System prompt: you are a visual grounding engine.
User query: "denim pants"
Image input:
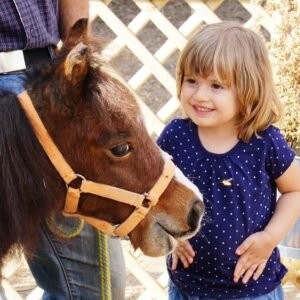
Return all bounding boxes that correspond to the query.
[0,73,126,300]
[168,280,284,300]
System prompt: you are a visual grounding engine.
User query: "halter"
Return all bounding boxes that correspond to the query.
[17,91,175,237]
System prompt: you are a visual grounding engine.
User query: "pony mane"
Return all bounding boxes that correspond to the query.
[25,41,140,129]
[0,90,64,263]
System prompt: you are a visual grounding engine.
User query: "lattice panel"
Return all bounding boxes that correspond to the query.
[89,0,273,139]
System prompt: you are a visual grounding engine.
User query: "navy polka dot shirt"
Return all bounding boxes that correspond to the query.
[157,118,295,298]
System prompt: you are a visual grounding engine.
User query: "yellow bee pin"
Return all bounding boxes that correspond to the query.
[221,178,233,186]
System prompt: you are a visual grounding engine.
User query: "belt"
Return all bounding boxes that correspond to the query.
[0,47,54,74]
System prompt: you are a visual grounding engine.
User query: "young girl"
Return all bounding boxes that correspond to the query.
[157,22,300,299]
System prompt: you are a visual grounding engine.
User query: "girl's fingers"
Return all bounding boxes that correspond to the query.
[182,240,195,257]
[172,250,193,269]
[174,240,195,267]
[179,254,190,268]
[241,265,258,284]
[179,249,194,263]
[175,250,193,268]
[253,263,266,280]
[234,261,251,283]
[234,257,247,281]
[235,236,254,255]
[171,253,179,270]
[177,240,195,257]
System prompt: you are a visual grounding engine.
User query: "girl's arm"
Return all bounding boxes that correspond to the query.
[264,160,300,245]
[233,159,300,284]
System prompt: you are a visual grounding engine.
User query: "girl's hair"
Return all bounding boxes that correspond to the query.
[176,22,283,142]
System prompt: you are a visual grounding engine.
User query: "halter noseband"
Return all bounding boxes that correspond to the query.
[18,91,175,237]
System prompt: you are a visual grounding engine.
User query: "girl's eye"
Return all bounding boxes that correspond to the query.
[185,78,196,84]
[211,83,223,90]
[110,143,132,157]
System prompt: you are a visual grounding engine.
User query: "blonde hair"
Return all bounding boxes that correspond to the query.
[176,22,283,142]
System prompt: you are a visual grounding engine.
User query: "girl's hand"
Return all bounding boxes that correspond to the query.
[171,240,195,270]
[233,231,276,284]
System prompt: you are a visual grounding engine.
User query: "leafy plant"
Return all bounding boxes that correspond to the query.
[260,0,300,155]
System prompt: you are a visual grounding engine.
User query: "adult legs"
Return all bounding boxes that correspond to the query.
[27,215,126,300]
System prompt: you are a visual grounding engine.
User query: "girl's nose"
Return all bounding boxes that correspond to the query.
[194,84,209,101]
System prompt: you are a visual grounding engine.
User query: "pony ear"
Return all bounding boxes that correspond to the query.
[65,18,89,48]
[64,42,89,86]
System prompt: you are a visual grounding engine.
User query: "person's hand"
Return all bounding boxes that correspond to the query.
[171,240,195,270]
[233,231,276,284]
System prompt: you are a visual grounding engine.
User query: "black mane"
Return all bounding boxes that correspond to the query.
[0,89,63,263]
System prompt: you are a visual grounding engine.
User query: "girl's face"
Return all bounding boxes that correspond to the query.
[180,73,239,132]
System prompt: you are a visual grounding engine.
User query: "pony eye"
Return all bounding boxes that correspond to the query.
[110,143,132,157]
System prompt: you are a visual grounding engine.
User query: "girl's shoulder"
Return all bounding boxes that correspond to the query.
[166,117,191,129]
[157,118,195,151]
[257,125,290,149]
[160,118,193,137]
[259,125,282,139]
[259,125,295,176]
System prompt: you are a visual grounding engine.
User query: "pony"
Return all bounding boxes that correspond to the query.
[0,19,204,269]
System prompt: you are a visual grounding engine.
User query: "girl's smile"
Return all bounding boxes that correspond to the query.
[192,104,215,116]
[180,73,239,133]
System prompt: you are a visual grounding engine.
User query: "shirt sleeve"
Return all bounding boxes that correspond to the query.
[265,126,296,179]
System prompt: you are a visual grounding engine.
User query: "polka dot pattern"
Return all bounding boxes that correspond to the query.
[157,119,295,298]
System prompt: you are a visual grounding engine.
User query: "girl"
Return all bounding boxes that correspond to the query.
[157,22,300,299]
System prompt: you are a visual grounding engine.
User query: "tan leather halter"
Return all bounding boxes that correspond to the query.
[17,91,175,237]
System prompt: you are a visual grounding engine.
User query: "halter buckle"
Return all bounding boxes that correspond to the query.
[66,173,86,189]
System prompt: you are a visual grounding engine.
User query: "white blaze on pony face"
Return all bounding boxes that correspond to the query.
[160,150,203,202]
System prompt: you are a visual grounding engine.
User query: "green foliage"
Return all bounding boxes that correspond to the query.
[261,0,300,155]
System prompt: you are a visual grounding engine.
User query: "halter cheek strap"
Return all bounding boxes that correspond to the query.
[18,91,175,237]
[64,159,174,236]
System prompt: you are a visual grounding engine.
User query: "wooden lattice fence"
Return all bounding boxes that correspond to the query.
[89,0,275,138]
[2,1,298,299]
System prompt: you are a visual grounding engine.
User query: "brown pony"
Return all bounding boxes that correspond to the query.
[0,19,204,268]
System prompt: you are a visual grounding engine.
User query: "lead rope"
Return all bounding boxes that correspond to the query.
[97,231,112,300]
[46,216,111,299]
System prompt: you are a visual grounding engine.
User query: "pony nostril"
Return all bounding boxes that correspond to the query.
[188,199,204,230]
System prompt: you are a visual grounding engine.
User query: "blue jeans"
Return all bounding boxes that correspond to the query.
[168,280,284,300]
[0,72,126,299]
